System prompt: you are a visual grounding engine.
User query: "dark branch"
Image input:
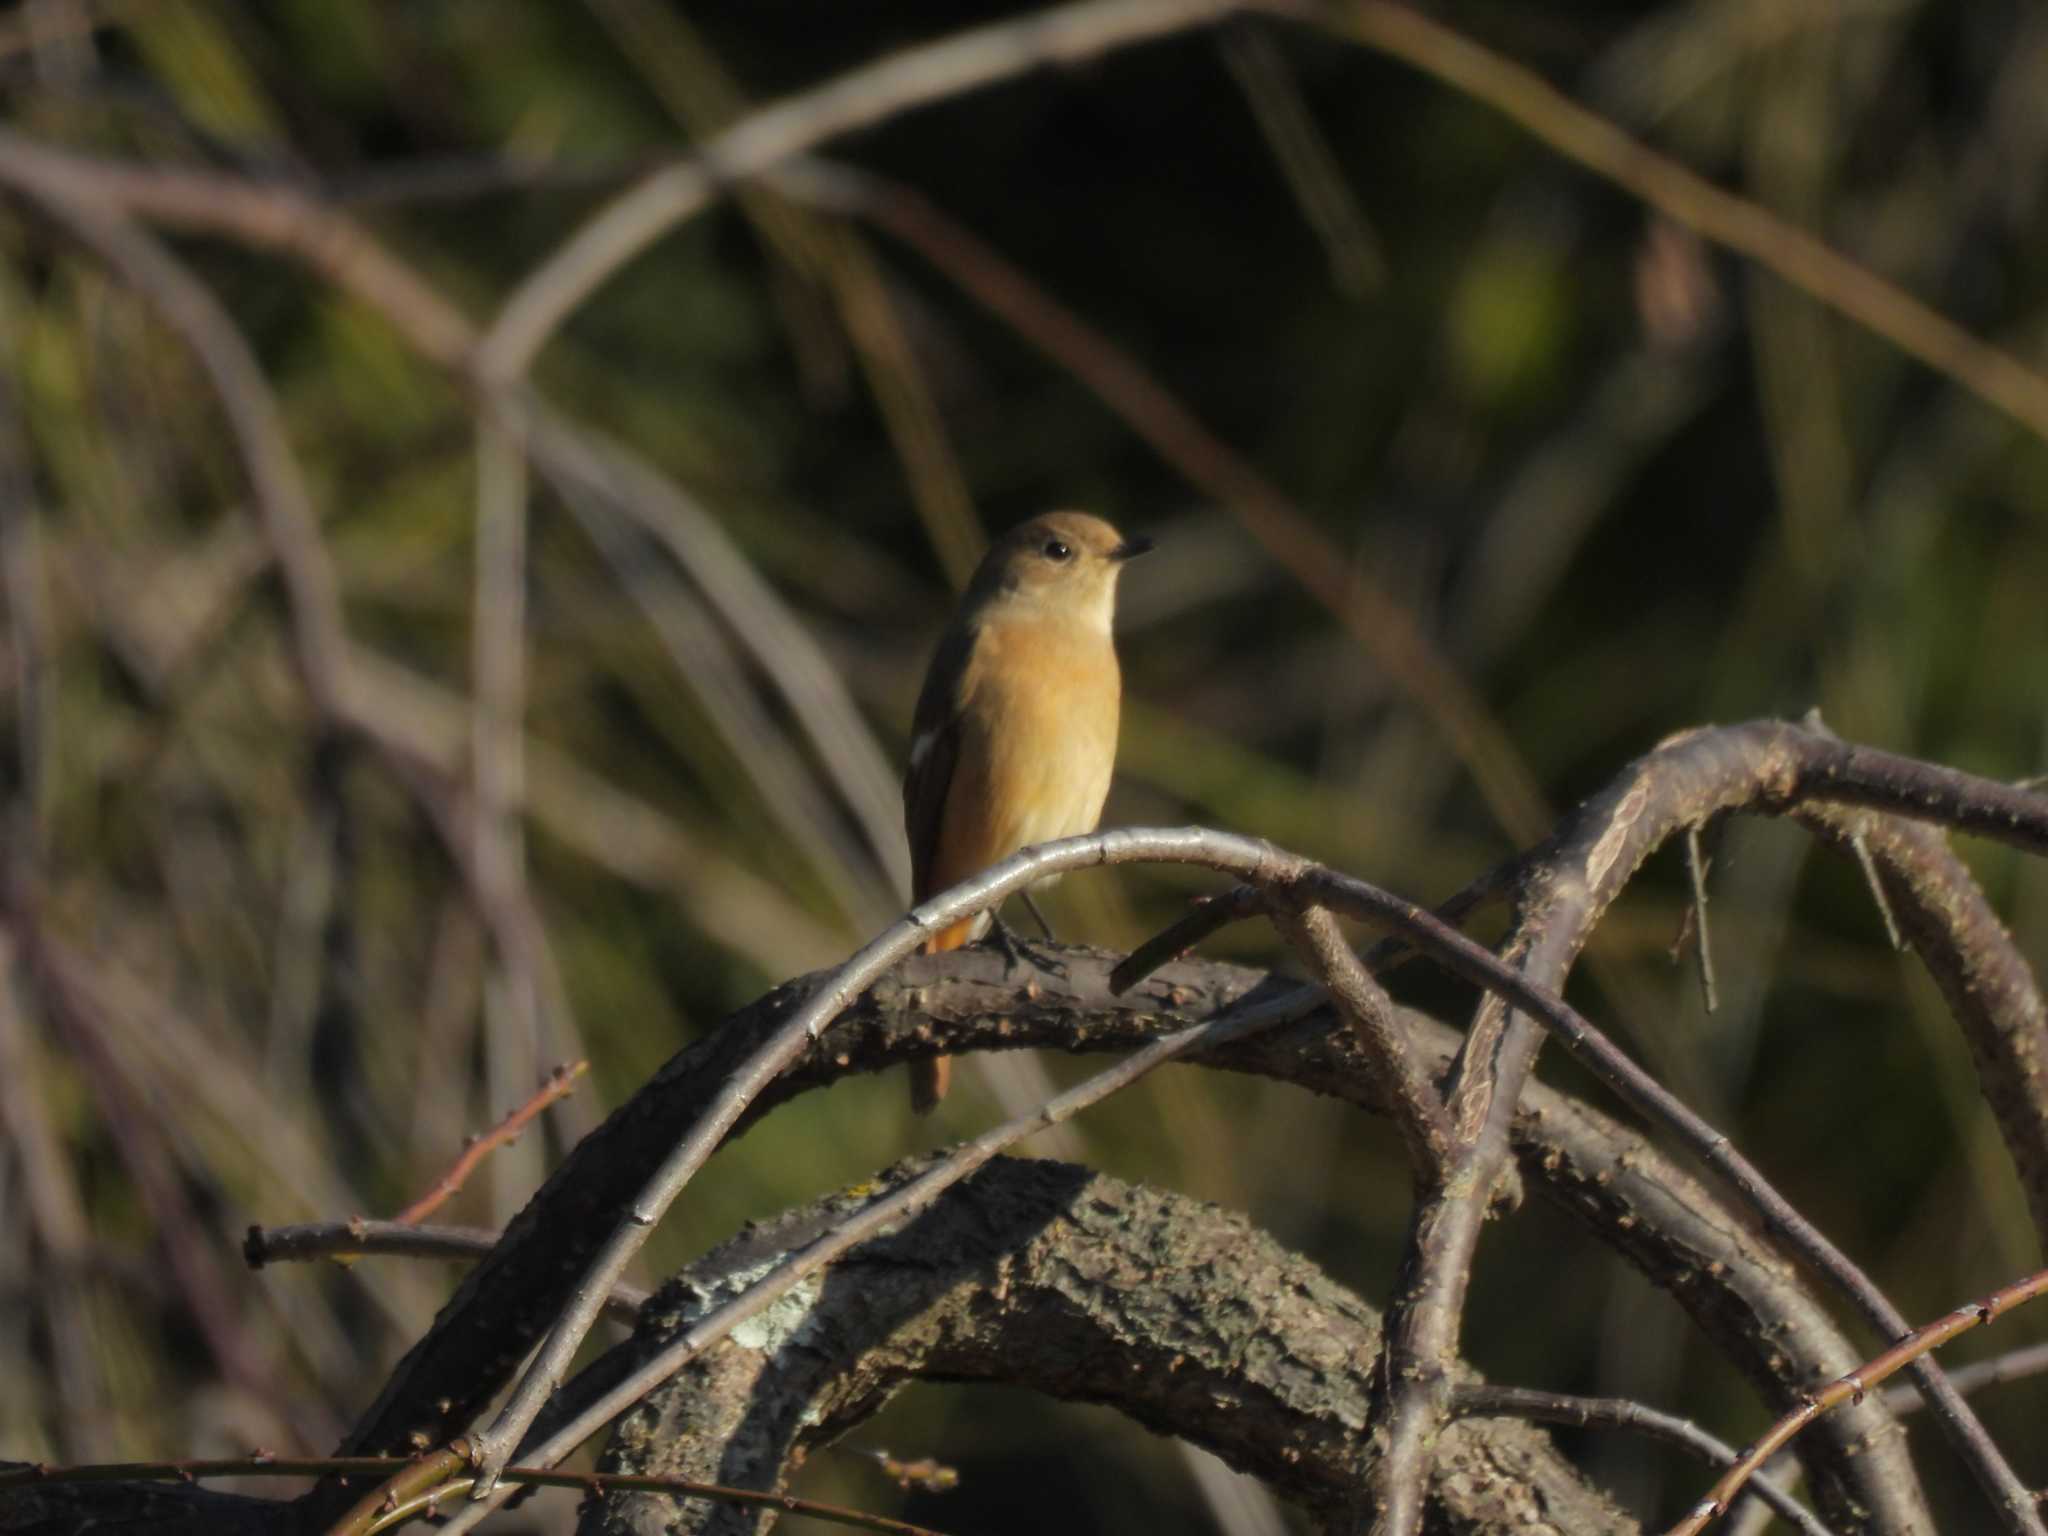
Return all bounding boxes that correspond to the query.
[569,1159,1635,1535]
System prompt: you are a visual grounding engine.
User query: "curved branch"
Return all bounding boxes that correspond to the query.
[0,1466,280,1536]
[316,720,2043,1520]
[1366,722,2042,1534]
[1449,1389,1829,1536]
[481,721,2048,1499]
[308,944,1926,1529]
[1796,804,2048,1245]
[570,1159,1635,1536]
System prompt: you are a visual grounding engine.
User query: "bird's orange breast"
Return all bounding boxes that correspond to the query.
[920,612,1121,945]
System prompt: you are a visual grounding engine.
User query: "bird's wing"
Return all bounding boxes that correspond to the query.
[903,620,974,902]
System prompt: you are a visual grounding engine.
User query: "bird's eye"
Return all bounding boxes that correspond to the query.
[1042,538,1073,562]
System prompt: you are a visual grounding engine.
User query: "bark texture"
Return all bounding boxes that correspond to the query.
[322,943,1926,1531]
[572,1158,1635,1535]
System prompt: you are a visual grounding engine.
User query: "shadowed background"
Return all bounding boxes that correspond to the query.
[1,0,2046,1530]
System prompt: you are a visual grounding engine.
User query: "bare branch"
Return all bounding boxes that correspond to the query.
[1451,1388,1832,1536]
[302,943,1932,1529]
[313,721,2043,1520]
[1109,884,1266,992]
[1668,1264,2048,1536]
[1361,721,2048,1536]
[1795,804,2048,1252]
[0,1453,958,1536]
[391,1063,589,1226]
[244,1217,643,1322]
[1267,898,1453,1185]
[571,1160,1632,1536]
[1682,823,1718,1013]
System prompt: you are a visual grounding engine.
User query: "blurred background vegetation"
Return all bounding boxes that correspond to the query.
[1,0,2046,1530]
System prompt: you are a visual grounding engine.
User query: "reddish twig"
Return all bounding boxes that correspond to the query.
[1667,1264,2048,1536]
[392,1062,588,1226]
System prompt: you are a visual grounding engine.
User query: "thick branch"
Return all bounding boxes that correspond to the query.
[309,944,1926,1531]
[570,1159,1634,1535]
[1796,805,2048,1244]
[0,1467,280,1536]
[1366,722,2041,1533]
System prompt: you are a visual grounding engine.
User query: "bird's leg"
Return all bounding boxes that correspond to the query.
[984,904,1068,978]
[1020,890,1057,941]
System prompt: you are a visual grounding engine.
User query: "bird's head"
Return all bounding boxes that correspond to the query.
[971,511,1153,631]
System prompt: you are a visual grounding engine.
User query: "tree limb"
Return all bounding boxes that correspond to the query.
[570,1158,1635,1536]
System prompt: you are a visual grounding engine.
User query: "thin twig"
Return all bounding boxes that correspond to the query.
[1108,884,1264,993]
[1110,845,1526,996]
[0,1452,955,1536]
[1849,828,1907,951]
[1451,1386,1833,1536]
[1884,1339,2048,1413]
[464,725,2048,1508]
[432,982,1318,1533]
[1683,824,1718,1013]
[391,1062,589,1226]
[457,827,1301,1497]
[1353,723,2048,1534]
[1268,898,1452,1184]
[243,1216,647,1322]
[1667,1264,2048,1536]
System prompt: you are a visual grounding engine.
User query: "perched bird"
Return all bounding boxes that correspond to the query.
[902,511,1153,1112]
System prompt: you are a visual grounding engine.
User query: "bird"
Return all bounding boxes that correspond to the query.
[901,511,1152,1113]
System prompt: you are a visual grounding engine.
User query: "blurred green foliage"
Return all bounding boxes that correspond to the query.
[2,0,2047,1530]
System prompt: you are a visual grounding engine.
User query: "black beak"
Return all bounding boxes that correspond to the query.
[1111,535,1155,562]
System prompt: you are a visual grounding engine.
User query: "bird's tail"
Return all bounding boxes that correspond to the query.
[909,919,975,1113]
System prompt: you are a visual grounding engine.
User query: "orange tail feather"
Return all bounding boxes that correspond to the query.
[909,922,973,1111]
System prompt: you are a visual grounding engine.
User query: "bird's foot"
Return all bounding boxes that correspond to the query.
[985,913,1068,979]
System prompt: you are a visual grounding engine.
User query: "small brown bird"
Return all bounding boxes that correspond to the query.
[902,511,1152,1112]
